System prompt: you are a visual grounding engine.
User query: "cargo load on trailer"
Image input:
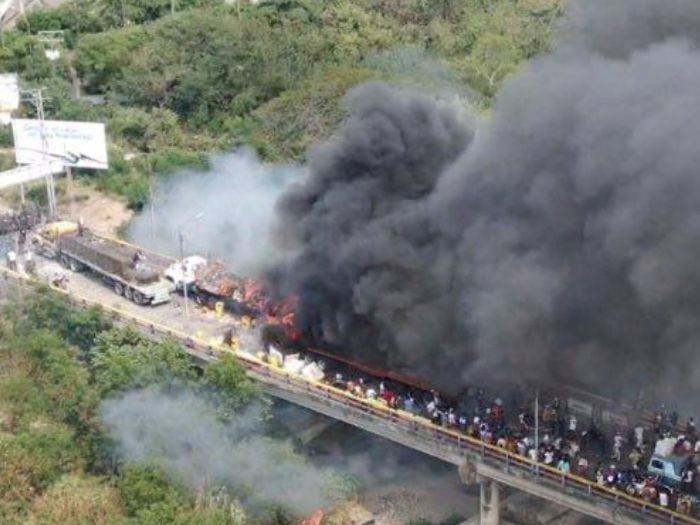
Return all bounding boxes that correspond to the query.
[55,229,174,305]
[195,261,243,306]
[31,220,80,258]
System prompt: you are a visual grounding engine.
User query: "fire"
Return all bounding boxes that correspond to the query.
[265,294,301,342]
[240,277,301,342]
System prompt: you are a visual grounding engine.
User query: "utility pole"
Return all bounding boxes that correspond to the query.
[21,88,58,218]
[171,0,176,15]
[146,154,155,242]
[38,31,65,78]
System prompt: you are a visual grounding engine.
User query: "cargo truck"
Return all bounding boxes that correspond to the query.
[165,257,260,315]
[55,229,175,305]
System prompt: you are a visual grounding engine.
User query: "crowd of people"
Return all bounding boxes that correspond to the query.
[320,364,700,517]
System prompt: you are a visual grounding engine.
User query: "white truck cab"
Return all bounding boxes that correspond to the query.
[647,437,693,487]
[165,255,207,291]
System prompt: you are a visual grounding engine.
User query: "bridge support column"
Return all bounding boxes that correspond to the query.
[480,479,500,525]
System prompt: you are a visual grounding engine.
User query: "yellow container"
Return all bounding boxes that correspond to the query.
[39,221,79,240]
[215,301,225,319]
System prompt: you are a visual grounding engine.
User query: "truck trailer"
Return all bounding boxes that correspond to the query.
[165,257,261,315]
[56,230,174,305]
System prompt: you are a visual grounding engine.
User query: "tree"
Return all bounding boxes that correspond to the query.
[91,328,197,396]
[0,424,81,513]
[21,287,110,354]
[202,354,260,412]
[117,464,185,518]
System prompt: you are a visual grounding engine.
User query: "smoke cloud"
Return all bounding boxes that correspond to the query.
[273,0,700,404]
[100,389,345,514]
[129,149,298,276]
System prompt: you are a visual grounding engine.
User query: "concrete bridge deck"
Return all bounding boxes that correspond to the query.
[0,260,697,525]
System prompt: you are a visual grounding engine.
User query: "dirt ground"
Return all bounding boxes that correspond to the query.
[0,180,133,237]
[58,182,133,237]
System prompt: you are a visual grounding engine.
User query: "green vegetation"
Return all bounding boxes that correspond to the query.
[0,285,282,524]
[0,0,561,209]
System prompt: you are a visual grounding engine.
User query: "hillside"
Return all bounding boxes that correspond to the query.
[0,0,561,209]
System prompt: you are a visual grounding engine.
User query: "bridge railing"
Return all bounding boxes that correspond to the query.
[2,267,698,525]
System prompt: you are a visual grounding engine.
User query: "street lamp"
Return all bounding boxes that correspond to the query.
[177,211,204,319]
[534,387,540,474]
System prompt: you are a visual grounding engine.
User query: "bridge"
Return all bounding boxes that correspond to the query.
[0,249,697,525]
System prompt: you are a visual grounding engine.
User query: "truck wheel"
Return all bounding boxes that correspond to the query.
[60,255,70,268]
[133,292,146,305]
[69,259,82,272]
[195,294,205,306]
[113,282,124,296]
[124,287,133,301]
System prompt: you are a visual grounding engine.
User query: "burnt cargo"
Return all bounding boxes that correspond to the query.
[195,262,242,298]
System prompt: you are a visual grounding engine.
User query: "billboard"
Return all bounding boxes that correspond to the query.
[12,119,108,170]
[0,73,19,124]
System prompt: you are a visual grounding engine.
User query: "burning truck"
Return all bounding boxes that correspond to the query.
[165,255,301,342]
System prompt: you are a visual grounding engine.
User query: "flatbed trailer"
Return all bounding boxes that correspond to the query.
[56,231,174,305]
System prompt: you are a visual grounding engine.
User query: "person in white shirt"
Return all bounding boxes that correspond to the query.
[612,432,624,461]
[528,448,538,462]
[544,450,554,465]
[517,440,527,456]
[447,410,456,427]
[634,425,645,450]
[7,250,16,271]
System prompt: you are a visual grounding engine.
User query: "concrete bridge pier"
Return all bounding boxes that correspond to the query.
[480,479,501,525]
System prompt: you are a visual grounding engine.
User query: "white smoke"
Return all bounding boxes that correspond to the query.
[128,149,300,276]
[100,388,348,514]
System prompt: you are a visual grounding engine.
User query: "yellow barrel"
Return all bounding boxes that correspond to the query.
[215,301,225,319]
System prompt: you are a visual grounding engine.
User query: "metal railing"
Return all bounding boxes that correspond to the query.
[1,266,698,525]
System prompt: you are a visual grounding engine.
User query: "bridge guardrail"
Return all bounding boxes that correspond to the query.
[1,266,698,525]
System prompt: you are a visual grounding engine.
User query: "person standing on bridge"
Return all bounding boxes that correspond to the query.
[629,447,642,470]
[687,417,696,439]
[634,424,645,451]
[6,250,16,271]
[682,467,694,493]
[612,431,624,462]
[24,250,35,275]
[557,457,570,474]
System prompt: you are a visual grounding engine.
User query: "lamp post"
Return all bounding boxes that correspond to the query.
[177,211,204,319]
[534,387,540,474]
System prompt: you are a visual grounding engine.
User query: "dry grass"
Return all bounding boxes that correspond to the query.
[27,475,126,525]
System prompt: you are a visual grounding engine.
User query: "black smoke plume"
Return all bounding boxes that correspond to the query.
[273,0,700,404]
